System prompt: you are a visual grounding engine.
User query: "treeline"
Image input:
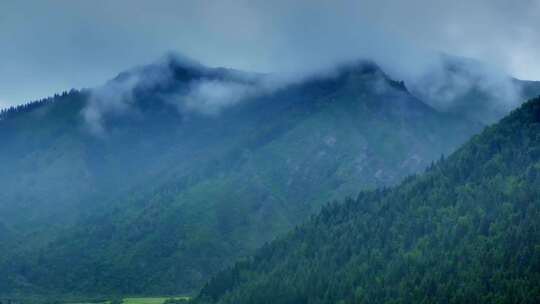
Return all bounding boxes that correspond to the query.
[195,97,540,304]
[0,89,81,121]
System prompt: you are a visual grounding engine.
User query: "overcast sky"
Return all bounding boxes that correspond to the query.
[1,0,540,108]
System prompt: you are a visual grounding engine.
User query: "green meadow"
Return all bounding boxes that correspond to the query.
[66,296,190,304]
[122,297,190,304]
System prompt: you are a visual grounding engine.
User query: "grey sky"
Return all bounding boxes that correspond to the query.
[1,0,540,108]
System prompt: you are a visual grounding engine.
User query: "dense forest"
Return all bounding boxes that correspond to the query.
[1,54,539,298]
[196,97,540,304]
[0,59,482,296]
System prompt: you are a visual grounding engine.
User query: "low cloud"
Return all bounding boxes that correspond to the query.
[180,80,259,116]
[82,54,278,134]
[82,48,531,135]
[4,0,539,108]
[0,99,10,110]
[83,76,137,135]
[400,55,525,123]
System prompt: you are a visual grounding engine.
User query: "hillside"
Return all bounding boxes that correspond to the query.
[0,56,485,296]
[409,54,540,124]
[197,97,540,304]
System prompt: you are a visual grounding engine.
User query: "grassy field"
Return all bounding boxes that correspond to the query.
[67,296,190,304]
[123,297,190,304]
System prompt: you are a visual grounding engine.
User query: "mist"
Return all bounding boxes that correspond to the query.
[82,54,272,134]
[2,0,540,109]
[4,2,540,298]
[82,46,530,135]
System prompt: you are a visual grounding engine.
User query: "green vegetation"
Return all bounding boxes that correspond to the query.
[1,57,539,297]
[123,297,190,304]
[162,298,191,304]
[0,295,190,304]
[196,97,540,303]
[0,60,485,296]
[65,296,191,304]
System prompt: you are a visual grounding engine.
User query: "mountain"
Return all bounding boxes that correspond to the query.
[0,54,537,296]
[197,97,540,304]
[409,54,540,125]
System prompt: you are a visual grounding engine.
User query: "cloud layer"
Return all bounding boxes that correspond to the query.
[1,0,539,107]
[82,55,273,135]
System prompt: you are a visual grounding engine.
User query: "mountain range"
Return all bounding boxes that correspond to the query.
[0,53,539,296]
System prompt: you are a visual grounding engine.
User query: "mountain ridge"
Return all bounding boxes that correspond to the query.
[0,54,538,296]
[196,96,540,304]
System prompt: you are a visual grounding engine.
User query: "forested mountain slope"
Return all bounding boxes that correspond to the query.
[1,54,538,296]
[198,97,540,304]
[0,57,483,295]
